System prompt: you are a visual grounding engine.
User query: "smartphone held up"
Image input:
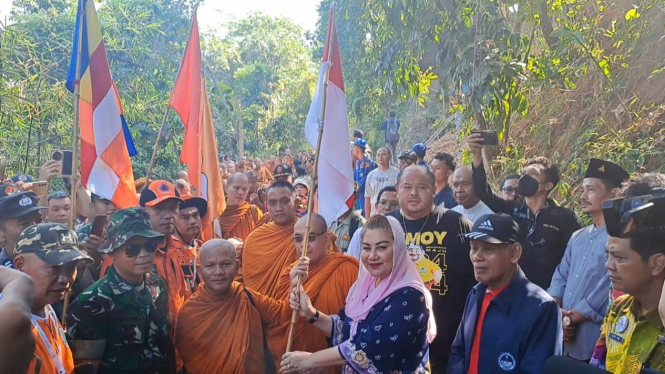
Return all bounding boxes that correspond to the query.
[52,150,74,176]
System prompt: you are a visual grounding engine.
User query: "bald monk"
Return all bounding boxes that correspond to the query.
[218,173,263,242]
[266,213,359,373]
[242,181,299,298]
[176,239,299,374]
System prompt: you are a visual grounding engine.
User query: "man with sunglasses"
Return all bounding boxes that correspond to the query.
[67,207,175,374]
[12,222,93,374]
[468,133,581,290]
[265,213,358,374]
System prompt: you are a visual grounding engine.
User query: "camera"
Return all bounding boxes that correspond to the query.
[603,188,665,237]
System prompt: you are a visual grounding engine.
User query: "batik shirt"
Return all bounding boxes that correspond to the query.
[66,266,172,374]
[330,287,429,374]
[590,294,665,373]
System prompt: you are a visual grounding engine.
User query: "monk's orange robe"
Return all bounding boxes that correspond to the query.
[242,221,297,298]
[266,252,359,372]
[256,166,272,186]
[282,156,295,168]
[219,202,262,241]
[176,282,290,374]
[255,212,273,228]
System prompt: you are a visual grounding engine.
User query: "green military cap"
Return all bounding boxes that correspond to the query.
[98,207,164,254]
[14,223,92,266]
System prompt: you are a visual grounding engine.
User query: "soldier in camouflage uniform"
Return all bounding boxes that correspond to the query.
[66,207,176,374]
[12,222,93,374]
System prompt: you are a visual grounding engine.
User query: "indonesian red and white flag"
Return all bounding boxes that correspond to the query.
[305,4,354,226]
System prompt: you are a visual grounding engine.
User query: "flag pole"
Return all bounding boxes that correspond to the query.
[145,3,201,183]
[144,107,170,183]
[286,3,337,353]
[63,0,85,327]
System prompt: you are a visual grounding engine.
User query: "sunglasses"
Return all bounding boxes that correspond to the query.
[501,187,517,194]
[125,240,160,258]
[292,231,327,244]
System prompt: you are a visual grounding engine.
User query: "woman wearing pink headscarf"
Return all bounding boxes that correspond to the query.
[281,215,436,373]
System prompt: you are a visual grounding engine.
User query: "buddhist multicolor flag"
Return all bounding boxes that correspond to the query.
[66,0,137,208]
[169,10,225,231]
[305,4,354,226]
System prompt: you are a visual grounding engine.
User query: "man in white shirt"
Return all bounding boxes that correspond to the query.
[451,165,493,223]
[364,147,399,218]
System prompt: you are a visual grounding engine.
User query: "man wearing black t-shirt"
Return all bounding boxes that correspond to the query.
[387,165,475,373]
[468,132,581,290]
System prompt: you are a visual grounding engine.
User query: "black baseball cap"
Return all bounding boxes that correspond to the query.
[464,213,520,244]
[0,184,46,219]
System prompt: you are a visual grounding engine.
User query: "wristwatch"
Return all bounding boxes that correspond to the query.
[308,309,320,324]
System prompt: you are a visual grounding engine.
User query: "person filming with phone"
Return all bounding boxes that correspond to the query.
[468,130,581,290]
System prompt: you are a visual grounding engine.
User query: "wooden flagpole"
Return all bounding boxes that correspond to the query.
[285,4,337,352]
[63,0,86,327]
[144,107,170,183]
[145,2,201,183]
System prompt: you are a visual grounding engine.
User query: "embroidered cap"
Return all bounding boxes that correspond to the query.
[0,184,45,219]
[139,180,183,207]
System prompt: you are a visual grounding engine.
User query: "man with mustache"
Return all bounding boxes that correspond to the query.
[386,165,475,372]
[448,213,561,374]
[468,132,581,290]
[548,158,629,362]
[12,222,93,374]
[67,207,175,374]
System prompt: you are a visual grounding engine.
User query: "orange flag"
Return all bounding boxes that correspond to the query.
[169,9,225,231]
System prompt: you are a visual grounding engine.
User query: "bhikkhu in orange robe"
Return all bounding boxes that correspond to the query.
[266,251,359,373]
[218,202,262,241]
[242,220,297,298]
[256,167,272,186]
[175,282,289,374]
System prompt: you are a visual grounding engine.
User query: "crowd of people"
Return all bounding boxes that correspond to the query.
[0,127,664,374]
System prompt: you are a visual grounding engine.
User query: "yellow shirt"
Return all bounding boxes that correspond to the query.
[416,258,441,283]
[590,294,665,373]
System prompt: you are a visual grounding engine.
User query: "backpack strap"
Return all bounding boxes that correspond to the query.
[243,287,278,374]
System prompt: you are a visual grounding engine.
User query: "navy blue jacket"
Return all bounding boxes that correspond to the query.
[447,269,562,374]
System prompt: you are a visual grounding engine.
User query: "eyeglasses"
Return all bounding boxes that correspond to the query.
[378,200,399,209]
[501,187,517,195]
[125,240,160,258]
[292,231,327,244]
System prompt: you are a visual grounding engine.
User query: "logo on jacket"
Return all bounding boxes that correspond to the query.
[615,315,629,333]
[498,352,516,371]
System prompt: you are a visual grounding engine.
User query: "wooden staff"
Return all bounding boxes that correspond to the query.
[144,107,171,183]
[285,19,336,352]
[63,1,86,327]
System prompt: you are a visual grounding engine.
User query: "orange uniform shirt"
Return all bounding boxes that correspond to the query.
[27,305,75,374]
[467,283,508,374]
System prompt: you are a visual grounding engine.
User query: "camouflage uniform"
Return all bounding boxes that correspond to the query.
[14,223,92,265]
[66,207,174,374]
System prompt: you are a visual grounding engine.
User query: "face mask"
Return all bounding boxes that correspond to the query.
[518,175,540,197]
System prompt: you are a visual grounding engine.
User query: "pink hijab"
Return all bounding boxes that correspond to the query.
[344,215,437,343]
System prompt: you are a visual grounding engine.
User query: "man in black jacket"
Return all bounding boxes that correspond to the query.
[468,132,581,290]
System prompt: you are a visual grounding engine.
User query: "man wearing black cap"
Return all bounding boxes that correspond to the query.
[397,150,417,171]
[548,158,629,362]
[0,184,45,268]
[273,162,294,184]
[469,133,581,290]
[175,194,207,255]
[449,213,562,374]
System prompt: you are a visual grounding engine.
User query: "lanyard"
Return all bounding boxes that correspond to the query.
[31,306,67,374]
